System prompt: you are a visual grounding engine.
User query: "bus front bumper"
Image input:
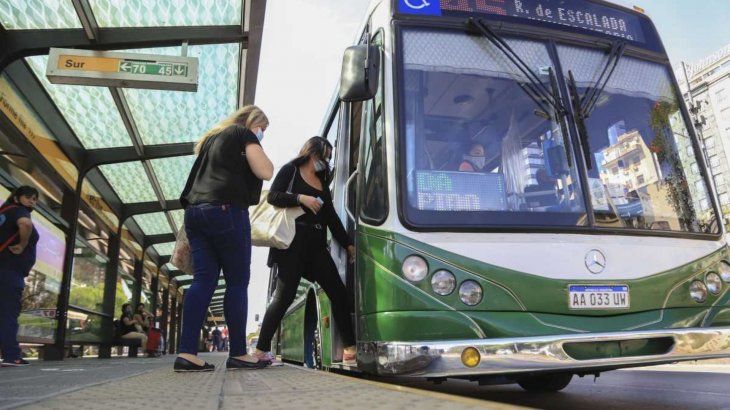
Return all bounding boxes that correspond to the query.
[357,327,730,377]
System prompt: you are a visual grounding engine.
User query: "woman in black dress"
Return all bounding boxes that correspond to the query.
[254,136,356,363]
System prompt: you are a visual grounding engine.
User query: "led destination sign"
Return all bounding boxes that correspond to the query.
[397,0,646,43]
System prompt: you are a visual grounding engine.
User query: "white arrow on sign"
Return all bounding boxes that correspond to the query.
[174,65,185,75]
[120,62,131,72]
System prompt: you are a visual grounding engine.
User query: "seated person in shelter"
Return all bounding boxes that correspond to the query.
[134,303,153,333]
[459,142,487,172]
[120,303,148,351]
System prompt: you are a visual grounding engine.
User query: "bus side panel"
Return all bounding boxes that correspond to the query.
[317,288,333,367]
[281,304,306,363]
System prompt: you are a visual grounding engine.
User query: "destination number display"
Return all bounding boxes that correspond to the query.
[397,0,646,43]
[568,285,629,309]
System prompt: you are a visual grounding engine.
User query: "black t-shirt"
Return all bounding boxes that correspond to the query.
[181,125,263,208]
[0,203,39,280]
[120,313,137,335]
[267,163,352,266]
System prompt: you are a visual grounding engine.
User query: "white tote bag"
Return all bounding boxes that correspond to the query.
[249,168,304,249]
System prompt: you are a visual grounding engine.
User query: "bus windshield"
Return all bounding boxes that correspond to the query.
[398,27,719,234]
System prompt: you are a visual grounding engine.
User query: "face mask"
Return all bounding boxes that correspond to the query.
[255,129,264,142]
[314,159,327,172]
[465,155,486,170]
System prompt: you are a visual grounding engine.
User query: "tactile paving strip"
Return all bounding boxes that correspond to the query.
[18,354,494,410]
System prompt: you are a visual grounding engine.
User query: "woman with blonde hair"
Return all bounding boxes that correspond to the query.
[174,105,274,372]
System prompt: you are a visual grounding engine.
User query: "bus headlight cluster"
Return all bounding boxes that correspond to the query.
[402,255,428,282]
[689,280,708,303]
[719,261,730,283]
[431,270,456,295]
[705,272,722,295]
[459,280,483,306]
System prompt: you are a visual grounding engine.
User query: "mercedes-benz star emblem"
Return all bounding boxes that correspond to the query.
[404,0,431,10]
[584,249,606,274]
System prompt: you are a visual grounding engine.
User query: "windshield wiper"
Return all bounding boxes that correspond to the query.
[467,18,565,116]
[467,18,572,166]
[567,41,625,170]
[579,41,625,118]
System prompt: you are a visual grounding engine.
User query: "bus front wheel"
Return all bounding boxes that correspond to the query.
[516,373,573,392]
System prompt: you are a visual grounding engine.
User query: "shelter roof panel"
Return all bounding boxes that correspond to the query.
[150,156,195,200]
[122,43,239,145]
[26,56,132,149]
[133,212,172,236]
[0,0,81,30]
[88,0,241,28]
[153,242,175,256]
[98,161,157,203]
[170,209,184,231]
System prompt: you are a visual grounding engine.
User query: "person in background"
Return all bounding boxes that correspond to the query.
[211,327,222,352]
[134,303,153,333]
[221,326,229,352]
[253,137,357,365]
[175,105,274,372]
[459,142,487,172]
[0,186,39,367]
[119,303,148,353]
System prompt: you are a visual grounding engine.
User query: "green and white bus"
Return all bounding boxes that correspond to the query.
[270,0,730,391]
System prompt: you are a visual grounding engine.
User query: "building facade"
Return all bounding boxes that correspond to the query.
[677,44,730,215]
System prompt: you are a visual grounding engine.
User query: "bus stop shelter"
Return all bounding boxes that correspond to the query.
[0,0,266,360]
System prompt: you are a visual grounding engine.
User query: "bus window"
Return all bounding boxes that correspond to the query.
[398,27,587,228]
[558,44,718,233]
[359,31,387,224]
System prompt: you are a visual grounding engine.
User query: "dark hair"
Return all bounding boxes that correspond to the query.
[291,136,333,182]
[121,303,131,316]
[137,303,145,308]
[4,185,39,206]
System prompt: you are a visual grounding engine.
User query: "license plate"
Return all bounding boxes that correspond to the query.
[568,285,629,310]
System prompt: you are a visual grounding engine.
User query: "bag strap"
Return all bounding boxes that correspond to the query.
[179,140,210,207]
[0,203,18,214]
[286,166,298,194]
[0,204,20,253]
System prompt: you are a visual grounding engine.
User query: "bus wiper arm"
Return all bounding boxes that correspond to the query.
[568,70,593,169]
[580,41,625,118]
[467,18,565,115]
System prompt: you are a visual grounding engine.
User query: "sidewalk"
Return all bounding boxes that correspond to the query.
[1,353,513,410]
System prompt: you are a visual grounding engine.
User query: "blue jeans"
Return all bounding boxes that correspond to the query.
[178,204,251,357]
[0,271,23,362]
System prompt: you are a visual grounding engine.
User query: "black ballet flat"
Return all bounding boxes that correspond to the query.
[173,357,215,373]
[226,356,270,370]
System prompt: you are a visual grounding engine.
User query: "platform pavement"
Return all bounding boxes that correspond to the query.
[0,353,515,410]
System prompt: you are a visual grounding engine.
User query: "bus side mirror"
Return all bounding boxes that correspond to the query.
[339,45,380,102]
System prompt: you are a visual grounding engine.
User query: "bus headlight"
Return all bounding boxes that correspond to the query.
[459,280,483,306]
[431,270,456,295]
[705,272,722,295]
[719,261,730,283]
[402,255,428,282]
[689,280,708,303]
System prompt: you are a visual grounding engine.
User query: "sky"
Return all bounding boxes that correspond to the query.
[611,0,730,66]
[244,0,729,334]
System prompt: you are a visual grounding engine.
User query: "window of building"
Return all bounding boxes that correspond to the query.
[691,162,700,174]
[710,155,721,168]
[636,175,645,185]
[705,137,715,149]
[720,193,730,206]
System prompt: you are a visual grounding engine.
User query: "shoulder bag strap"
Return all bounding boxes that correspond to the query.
[179,140,211,207]
[0,204,20,253]
[286,166,298,194]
